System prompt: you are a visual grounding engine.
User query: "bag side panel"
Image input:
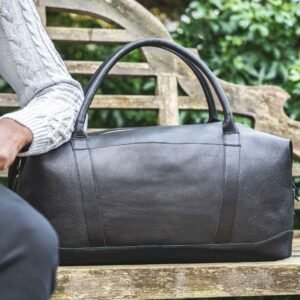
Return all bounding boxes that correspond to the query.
[232,125,294,243]
[17,143,90,247]
[90,143,224,246]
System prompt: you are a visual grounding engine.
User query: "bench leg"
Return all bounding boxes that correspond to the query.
[0,185,58,300]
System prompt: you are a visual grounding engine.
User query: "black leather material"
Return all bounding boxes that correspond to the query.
[60,231,293,265]
[215,133,241,243]
[9,39,294,265]
[72,138,106,246]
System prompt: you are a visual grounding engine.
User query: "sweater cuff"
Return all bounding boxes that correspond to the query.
[0,110,49,156]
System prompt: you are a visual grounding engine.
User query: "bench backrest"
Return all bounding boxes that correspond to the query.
[1,0,299,209]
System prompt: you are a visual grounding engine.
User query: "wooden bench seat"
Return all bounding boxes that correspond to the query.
[0,0,299,299]
[52,232,300,299]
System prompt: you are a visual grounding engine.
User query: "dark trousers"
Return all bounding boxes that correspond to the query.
[0,185,58,300]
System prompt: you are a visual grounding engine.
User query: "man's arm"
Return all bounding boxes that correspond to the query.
[0,0,84,167]
[0,119,32,170]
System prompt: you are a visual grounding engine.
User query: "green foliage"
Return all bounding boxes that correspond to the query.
[174,0,300,120]
[137,0,190,21]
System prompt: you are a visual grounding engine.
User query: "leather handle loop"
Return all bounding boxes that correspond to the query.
[175,52,219,123]
[74,38,237,136]
[82,46,219,124]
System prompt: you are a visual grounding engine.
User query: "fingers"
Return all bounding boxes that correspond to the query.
[0,118,32,170]
[0,147,17,170]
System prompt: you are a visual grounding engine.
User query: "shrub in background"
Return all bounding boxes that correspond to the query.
[174,0,300,120]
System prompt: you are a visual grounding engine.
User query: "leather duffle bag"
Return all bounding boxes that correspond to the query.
[9,38,295,265]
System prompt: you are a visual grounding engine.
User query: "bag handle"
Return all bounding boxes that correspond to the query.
[74,38,237,136]
[174,51,219,123]
[82,47,219,124]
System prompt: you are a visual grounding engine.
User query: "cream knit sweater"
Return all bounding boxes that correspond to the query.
[0,0,84,156]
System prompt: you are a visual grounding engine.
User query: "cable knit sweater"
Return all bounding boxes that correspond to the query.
[0,0,84,156]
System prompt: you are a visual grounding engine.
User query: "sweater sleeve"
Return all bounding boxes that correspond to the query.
[0,0,84,156]
[1,82,84,156]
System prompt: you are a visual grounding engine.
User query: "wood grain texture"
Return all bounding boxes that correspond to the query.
[52,238,300,299]
[65,61,156,76]
[47,27,134,43]
[0,94,161,109]
[157,75,179,125]
[293,164,300,177]
[52,263,300,299]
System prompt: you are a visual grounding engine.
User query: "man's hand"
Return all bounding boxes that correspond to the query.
[0,119,33,170]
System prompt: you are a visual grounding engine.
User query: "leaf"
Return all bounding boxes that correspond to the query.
[258,63,267,84]
[249,24,269,37]
[210,0,223,10]
[278,64,289,82]
[239,19,251,28]
[191,9,205,20]
[181,15,191,24]
[273,48,281,60]
[265,62,278,80]
[233,56,244,70]
[245,65,259,78]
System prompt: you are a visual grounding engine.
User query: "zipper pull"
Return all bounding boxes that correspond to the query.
[293,182,299,202]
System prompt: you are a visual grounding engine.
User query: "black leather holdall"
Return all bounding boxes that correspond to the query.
[9,38,295,265]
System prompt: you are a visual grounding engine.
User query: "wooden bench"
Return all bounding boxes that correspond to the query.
[0,0,299,298]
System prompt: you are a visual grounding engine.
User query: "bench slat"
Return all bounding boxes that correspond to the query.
[52,238,300,299]
[47,27,134,43]
[65,61,155,76]
[0,94,161,109]
[293,164,300,177]
[2,60,157,79]
[2,95,300,140]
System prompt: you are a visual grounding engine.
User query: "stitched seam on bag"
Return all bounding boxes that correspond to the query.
[88,147,107,247]
[287,140,294,189]
[59,230,293,250]
[72,147,91,246]
[79,141,241,151]
[213,136,227,243]
[229,133,241,242]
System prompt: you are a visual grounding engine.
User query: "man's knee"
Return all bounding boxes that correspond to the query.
[24,214,59,267]
[0,185,59,267]
[0,186,58,298]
